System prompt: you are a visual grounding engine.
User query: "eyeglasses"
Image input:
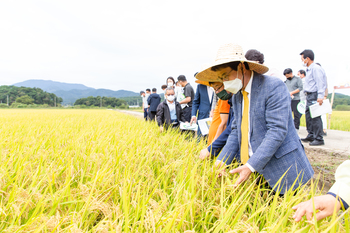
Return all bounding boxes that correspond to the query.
[218,68,234,81]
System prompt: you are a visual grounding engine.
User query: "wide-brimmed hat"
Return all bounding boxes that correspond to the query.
[195,79,222,87]
[196,43,269,82]
[195,80,210,86]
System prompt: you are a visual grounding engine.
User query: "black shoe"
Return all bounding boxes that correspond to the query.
[309,140,325,146]
[322,131,327,136]
[301,137,314,142]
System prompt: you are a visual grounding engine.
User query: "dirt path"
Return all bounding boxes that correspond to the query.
[117,110,349,192]
[117,110,144,119]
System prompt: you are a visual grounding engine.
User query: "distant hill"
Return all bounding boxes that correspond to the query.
[13,79,139,105]
[328,92,350,109]
[54,89,139,105]
[13,79,93,93]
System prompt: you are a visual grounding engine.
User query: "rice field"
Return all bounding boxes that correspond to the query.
[0,109,348,232]
[300,111,350,131]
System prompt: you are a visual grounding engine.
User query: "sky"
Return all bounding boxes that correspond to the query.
[1,0,350,95]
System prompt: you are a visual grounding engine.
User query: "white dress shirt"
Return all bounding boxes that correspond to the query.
[167,100,176,112]
[207,86,214,104]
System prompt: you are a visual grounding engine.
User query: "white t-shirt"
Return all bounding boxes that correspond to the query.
[142,93,150,108]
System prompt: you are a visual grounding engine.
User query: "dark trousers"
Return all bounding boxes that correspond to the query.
[181,106,195,139]
[143,108,148,120]
[149,111,156,121]
[291,100,300,129]
[182,106,192,122]
[305,92,324,141]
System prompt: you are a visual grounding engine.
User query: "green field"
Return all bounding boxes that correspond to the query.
[0,109,348,232]
[300,111,350,131]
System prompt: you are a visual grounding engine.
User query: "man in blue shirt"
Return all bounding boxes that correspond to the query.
[300,49,327,146]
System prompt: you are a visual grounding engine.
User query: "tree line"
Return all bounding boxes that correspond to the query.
[329,93,350,110]
[74,96,128,108]
[0,86,63,106]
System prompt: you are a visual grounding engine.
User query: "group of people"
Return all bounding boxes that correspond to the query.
[140,43,348,222]
[282,52,328,146]
[140,75,195,132]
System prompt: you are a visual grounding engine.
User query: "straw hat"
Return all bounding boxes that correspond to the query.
[195,80,210,86]
[195,79,223,87]
[196,43,269,82]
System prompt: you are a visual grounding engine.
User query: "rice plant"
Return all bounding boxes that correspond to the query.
[0,109,348,232]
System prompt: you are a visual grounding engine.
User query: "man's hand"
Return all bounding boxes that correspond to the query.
[199,148,210,160]
[209,110,214,118]
[317,98,323,105]
[229,165,252,187]
[190,116,197,125]
[160,126,164,133]
[292,194,341,222]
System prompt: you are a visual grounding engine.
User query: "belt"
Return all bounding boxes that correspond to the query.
[304,91,316,95]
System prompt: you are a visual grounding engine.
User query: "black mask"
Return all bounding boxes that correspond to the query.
[287,77,292,80]
[216,89,233,100]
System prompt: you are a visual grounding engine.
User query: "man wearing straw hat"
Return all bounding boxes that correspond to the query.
[196,44,314,194]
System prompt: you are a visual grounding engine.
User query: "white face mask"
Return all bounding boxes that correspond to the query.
[167,82,174,87]
[223,69,243,94]
[302,60,307,67]
[223,79,242,94]
[167,95,175,102]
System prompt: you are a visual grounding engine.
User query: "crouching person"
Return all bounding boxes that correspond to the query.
[156,88,186,132]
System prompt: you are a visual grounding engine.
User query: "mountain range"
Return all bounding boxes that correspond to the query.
[13,79,139,105]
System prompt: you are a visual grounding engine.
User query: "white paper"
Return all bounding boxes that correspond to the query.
[309,99,332,118]
[180,122,198,131]
[197,118,212,135]
[177,93,188,109]
[297,100,306,114]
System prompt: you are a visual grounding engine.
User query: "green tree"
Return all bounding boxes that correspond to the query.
[0,86,62,106]
[16,95,34,105]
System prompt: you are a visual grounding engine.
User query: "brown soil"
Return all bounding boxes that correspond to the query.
[306,147,349,193]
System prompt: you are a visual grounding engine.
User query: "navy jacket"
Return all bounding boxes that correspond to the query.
[191,84,212,120]
[147,93,161,112]
[217,73,314,194]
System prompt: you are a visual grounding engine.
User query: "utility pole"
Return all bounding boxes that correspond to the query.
[7,95,9,106]
[100,97,102,108]
[54,97,56,107]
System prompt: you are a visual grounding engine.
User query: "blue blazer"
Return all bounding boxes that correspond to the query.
[191,84,213,120]
[218,73,314,194]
